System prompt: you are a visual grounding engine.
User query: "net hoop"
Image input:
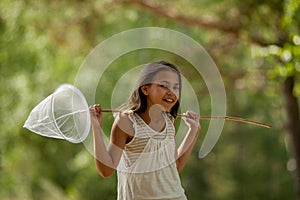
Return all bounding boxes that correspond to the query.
[51,84,91,143]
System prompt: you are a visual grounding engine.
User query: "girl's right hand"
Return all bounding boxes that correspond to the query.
[89,104,102,127]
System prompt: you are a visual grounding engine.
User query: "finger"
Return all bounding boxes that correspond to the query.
[96,106,102,115]
[185,111,194,119]
[89,105,100,116]
[185,111,199,120]
[89,106,95,112]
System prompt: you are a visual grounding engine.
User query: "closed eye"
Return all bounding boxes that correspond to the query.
[158,84,180,91]
[159,84,168,89]
[173,86,180,91]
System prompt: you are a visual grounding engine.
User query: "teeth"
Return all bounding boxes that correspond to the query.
[165,98,173,102]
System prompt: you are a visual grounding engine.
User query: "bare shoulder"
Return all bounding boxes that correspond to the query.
[112,112,134,139]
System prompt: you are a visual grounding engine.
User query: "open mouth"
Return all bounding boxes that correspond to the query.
[163,98,175,103]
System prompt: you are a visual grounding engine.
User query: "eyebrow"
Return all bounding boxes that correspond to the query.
[159,80,180,85]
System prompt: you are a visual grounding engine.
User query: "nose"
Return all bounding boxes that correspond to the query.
[167,87,179,98]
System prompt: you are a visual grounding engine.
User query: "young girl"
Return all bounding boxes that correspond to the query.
[90,61,201,200]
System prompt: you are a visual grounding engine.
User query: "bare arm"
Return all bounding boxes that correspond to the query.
[90,105,133,178]
[176,111,201,173]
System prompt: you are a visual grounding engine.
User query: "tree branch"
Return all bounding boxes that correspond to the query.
[124,0,285,47]
[126,0,239,34]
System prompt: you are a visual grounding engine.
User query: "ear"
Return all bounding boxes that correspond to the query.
[141,85,149,95]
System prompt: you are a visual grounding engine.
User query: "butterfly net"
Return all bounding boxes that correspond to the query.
[23,84,91,143]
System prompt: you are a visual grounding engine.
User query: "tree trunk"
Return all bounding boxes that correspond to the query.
[283,76,300,200]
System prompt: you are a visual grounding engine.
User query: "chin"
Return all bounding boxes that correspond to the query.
[164,107,172,113]
[161,103,175,113]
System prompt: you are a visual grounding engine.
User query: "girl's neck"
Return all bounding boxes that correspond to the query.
[140,111,164,123]
[139,105,165,128]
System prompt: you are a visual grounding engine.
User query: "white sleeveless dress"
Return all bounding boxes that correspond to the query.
[117,112,187,200]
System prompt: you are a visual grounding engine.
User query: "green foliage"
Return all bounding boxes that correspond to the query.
[0,0,298,199]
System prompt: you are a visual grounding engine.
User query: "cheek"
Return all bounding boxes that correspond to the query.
[173,91,180,100]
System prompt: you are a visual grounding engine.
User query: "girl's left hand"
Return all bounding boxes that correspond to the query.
[182,110,201,133]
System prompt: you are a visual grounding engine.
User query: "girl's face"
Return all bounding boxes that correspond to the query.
[141,70,180,112]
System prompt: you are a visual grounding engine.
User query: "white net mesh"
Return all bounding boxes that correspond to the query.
[23,84,91,143]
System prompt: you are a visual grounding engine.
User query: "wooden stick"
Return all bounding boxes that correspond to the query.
[101,109,121,113]
[101,109,271,129]
[178,114,271,129]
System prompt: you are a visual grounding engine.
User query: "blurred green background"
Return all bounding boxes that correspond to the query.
[1,0,299,199]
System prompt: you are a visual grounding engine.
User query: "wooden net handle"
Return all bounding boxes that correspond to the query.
[101,109,271,129]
